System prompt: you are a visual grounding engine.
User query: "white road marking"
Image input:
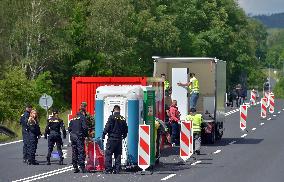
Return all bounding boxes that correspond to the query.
[267,118,271,120]
[23,168,73,182]
[0,139,23,147]
[191,160,202,166]
[278,111,281,114]
[273,115,277,117]
[241,134,247,138]
[213,150,222,154]
[236,109,240,111]
[252,128,256,131]
[282,109,284,111]
[229,141,236,145]
[12,166,73,182]
[161,174,176,181]
[260,123,264,126]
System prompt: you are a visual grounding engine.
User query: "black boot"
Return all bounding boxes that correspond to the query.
[73,168,80,173]
[59,158,63,165]
[80,166,87,173]
[47,157,51,165]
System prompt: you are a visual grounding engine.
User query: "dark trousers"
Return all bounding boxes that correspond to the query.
[27,133,38,163]
[171,122,180,145]
[47,133,63,159]
[71,135,85,169]
[22,131,29,160]
[105,139,122,172]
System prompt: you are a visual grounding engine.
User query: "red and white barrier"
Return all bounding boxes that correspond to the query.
[251,90,256,105]
[269,93,275,114]
[240,104,247,131]
[261,98,268,118]
[138,125,150,171]
[180,120,193,161]
[264,91,270,107]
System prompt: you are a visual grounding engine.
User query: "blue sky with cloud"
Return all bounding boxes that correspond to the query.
[238,0,284,15]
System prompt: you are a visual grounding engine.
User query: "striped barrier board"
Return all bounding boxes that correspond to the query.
[138,125,150,171]
[251,90,256,105]
[261,98,268,118]
[264,91,270,107]
[180,120,193,161]
[240,104,248,131]
[269,93,275,114]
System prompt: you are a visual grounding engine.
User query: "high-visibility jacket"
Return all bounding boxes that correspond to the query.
[186,114,203,133]
[188,77,199,94]
[164,80,170,91]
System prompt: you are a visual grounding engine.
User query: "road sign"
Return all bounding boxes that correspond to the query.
[261,98,268,118]
[240,104,247,131]
[138,124,150,171]
[39,94,53,110]
[269,93,275,114]
[180,120,193,161]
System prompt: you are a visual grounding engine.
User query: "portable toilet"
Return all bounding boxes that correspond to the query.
[95,85,144,166]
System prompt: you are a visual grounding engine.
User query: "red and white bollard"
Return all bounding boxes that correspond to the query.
[180,120,193,161]
[261,98,268,118]
[269,93,275,114]
[240,104,247,131]
[250,90,257,105]
[138,125,150,171]
[264,91,270,107]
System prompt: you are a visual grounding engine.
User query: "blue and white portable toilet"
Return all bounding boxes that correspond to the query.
[95,85,144,166]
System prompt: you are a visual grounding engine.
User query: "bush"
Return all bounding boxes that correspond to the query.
[274,77,284,98]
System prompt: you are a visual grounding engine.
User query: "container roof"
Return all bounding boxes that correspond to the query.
[152,57,223,63]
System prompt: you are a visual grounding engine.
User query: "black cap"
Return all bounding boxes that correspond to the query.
[113,105,120,111]
[52,108,59,114]
[190,108,196,113]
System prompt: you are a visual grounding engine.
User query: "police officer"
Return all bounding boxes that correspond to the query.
[79,102,94,138]
[102,105,128,174]
[20,104,32,163]
[44,109,67,165]
[27,110,41,165]
[68,112,88,173]
[186,108,203,155]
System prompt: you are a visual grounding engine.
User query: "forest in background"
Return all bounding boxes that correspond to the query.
[0,0,278,137]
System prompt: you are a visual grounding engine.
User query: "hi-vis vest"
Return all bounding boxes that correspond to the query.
[186,114,203,132]
[164,80,170,91]
[189,77,199,94]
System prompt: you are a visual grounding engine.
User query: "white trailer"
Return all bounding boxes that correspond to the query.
[153,57,226,143]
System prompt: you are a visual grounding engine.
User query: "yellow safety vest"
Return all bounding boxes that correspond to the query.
[164,80,170,91]
[186,114,203,133]
[188,77,199,94]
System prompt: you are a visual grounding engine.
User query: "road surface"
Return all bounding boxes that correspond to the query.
[1,99,284,182]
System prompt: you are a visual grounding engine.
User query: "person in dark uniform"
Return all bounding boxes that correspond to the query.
[20,104,32,163]
[79,102,94,138]
[102,105,128,174]
[68,112,88,173]
[44,109,67,165]
[27,110,41,165]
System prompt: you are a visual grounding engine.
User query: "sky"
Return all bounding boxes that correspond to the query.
[238,0,284,15]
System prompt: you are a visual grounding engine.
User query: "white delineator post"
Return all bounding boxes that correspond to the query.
[180,120,193,161]
[269,93,275,114]
[261,98,268,118]
[240,104,247,131]
[138,125,150,171]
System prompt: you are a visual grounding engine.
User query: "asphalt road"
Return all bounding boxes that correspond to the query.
[1,99,284,182]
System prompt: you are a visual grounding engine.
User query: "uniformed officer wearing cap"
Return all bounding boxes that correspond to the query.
[68,112,88,173]
[79,102,94,138]
[20,104,32,163]
[44,109,67,165]
[102,105,128,174]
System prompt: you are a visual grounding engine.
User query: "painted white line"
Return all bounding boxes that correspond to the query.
[23,168,73,182]
[0,139,23,147]
[241,134,247,138]
[282,109,284,111]
[12,166,73,182]
[213,150,222,154]
[191,160,202,166]
[273,115,277,117]
[161,174,176,181]
[236,109,240,111]
[260,123,264,126]
[278,111,281,114]
[267,118,271,120]
[252,128,256,131]
[229,141,236,145]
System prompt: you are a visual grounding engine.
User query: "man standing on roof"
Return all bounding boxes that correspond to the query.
[177,73,200,110]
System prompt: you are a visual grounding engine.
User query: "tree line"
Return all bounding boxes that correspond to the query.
[0,0,268,128]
